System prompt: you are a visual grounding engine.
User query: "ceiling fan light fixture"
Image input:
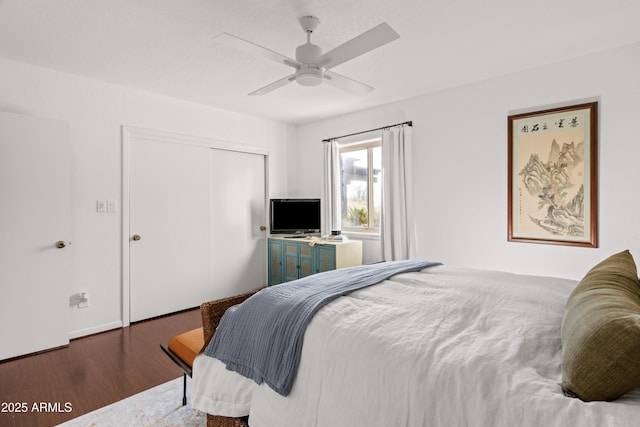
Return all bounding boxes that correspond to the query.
[295,67,323,86]
[216,16,399,95]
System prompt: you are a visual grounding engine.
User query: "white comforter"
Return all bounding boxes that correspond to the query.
[192,265,640,427]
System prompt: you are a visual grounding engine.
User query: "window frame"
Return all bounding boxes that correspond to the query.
[338,138,381,234]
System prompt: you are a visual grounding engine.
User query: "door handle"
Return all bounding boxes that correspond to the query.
[55,240,67,249]
[260,226,267,231]
[132,234,141,241]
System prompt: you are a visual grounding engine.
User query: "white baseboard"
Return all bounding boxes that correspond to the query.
[69,321,123,340]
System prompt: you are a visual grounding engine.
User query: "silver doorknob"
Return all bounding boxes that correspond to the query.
[56,240,66,249]
[132,234,141,241]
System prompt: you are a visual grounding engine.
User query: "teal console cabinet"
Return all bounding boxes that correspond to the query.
[267,237,363,286]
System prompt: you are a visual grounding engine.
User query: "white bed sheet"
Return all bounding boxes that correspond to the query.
[192,265,640,427]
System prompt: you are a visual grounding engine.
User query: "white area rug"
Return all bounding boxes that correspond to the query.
[57,377,206,427]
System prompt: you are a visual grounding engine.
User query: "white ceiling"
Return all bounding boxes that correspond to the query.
[0,0,639,124]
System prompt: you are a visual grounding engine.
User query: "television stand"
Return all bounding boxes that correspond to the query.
[267,237,362,285]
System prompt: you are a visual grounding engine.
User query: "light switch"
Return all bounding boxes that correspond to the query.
[96,200,106,213]
[107,200,117,213]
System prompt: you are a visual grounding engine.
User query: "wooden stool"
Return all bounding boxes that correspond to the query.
[161,327,204,405]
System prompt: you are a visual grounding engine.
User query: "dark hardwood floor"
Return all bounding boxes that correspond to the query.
[0,308,202,427]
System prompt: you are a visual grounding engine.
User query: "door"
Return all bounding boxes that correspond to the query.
[298,244,315,278]
[316,245,336,273]
[128,132,267,322]
[267,239,284,285]
[283,241,315,282]
[209,149,266,296]
[0,111,71,360]
[284,242,301,282]
[129,139,213,322]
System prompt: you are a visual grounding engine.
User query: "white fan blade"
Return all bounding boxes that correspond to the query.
[215,33,301,68]
[323,71,374,95]
[317,23,399,70]
[249,74,296,96]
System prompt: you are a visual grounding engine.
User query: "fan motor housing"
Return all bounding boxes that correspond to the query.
[295,42,322,64]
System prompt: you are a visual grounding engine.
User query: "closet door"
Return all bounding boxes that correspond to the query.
[0,111,71,360]
[209,149,266,296]
[127,132,267,323]
[129,139,213,322]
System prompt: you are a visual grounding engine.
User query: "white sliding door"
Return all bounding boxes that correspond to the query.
[129,139,213,322]
[0,111,71,360]
[210,149,266,296]
[126,129,267,323]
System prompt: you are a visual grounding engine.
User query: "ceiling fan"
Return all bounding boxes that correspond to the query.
[215,16,400,96]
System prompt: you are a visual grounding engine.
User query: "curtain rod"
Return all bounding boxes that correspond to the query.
[321,120,412,143]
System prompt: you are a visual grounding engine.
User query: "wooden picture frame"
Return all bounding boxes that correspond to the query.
[508,102,598,247]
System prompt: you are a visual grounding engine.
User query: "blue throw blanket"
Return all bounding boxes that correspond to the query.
[204,259,441,396]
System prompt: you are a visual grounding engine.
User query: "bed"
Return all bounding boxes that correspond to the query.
[192,251,640,427]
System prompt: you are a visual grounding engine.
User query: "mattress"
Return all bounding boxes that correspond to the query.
[192,265,640,427]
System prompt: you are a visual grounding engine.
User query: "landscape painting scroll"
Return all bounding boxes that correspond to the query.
[508,102,598,247]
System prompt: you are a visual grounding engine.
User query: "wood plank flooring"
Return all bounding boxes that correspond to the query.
[0,308,201,427]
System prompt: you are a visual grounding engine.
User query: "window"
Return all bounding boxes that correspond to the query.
[339,139,381,233]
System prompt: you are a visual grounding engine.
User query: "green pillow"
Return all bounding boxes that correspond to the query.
[561,250,640,401]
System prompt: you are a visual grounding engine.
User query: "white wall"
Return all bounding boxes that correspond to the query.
[0,57,294,339]
[295,43,640,280]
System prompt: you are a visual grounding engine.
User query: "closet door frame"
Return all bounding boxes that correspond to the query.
[121,126,269,326]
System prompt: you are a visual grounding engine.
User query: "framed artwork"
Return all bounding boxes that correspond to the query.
[508,102,598,247]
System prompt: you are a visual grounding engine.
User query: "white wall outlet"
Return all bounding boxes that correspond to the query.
[96,200,106,213]
[78,292,89,308]
[107,199,117,213]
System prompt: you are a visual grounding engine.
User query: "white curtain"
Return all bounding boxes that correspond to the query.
[322,139,340,235]
[381,125,415,261]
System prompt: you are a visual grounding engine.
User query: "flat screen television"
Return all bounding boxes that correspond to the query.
[270,198,321,236]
